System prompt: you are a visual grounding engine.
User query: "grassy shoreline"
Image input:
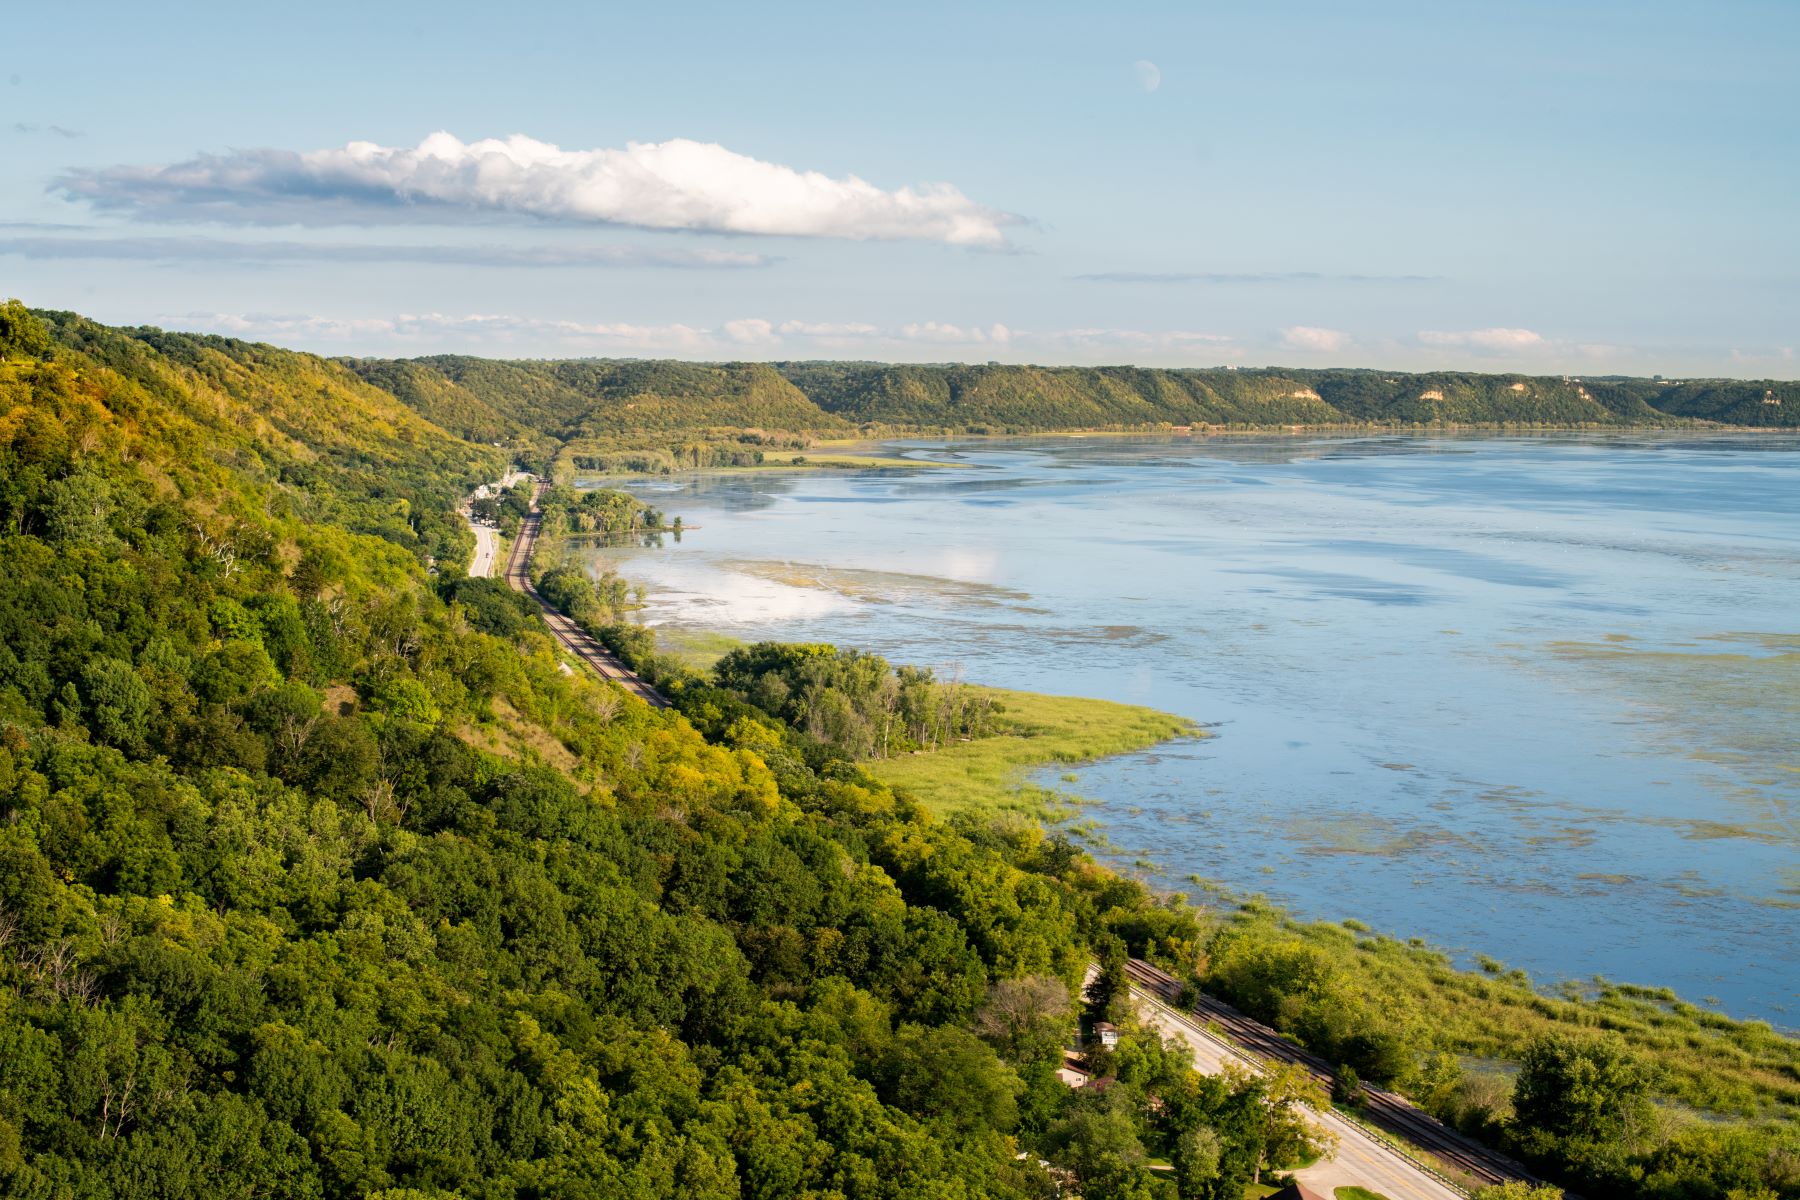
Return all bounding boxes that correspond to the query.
[567,445,948,481]
[865,685,1200,816]
[568,423,1794,482]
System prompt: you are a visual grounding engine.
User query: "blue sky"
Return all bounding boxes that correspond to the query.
[3,0,1796,375]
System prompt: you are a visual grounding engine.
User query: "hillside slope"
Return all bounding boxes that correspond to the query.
[354,356,1799,446]
[0,304,1205,1199]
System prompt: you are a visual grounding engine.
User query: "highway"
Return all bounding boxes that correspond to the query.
[1124,959,1546,1198]
[503,482,670,709]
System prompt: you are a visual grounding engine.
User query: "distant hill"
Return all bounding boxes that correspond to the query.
[346,355,1798,438]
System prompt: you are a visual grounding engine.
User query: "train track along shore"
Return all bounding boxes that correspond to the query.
[1125,958,1547,1196]
[503,481,670,709]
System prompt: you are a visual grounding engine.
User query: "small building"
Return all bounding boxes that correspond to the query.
[1094,1021,1120,1049]
[1055,1052,1092,1088]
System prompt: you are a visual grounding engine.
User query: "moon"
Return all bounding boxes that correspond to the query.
[1134,59,1161,92]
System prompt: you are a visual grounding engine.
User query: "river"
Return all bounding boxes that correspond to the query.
[574,433,1800,1024]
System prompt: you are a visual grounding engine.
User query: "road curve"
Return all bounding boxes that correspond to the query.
[1125,959,1545,1197]
[1122,975,1463,1200]
[505,482,670,709]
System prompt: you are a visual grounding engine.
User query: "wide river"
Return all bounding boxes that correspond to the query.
[578,434,1800,1024]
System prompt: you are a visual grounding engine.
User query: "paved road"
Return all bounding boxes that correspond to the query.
[504,482,670,708]
[463,470,529,580]
[1125,960,1541,1194]
[468,522,499,579]
[1130,991,1466,1200]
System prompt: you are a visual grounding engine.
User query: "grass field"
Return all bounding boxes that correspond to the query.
[865,686,1198,815]
[654,628,747,672]
[790,451,950,469]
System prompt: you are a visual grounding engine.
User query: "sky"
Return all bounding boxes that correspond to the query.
[3,0,1796,376]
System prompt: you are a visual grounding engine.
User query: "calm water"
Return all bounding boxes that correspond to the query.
[580,434,1800,1023]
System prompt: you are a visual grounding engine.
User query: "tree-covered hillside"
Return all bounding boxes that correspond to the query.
[0,302,1317,1199]
[347,355,1799,449]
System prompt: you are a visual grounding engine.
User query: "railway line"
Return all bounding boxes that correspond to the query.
[503,484,670,709]
[1124,959,1544,1193]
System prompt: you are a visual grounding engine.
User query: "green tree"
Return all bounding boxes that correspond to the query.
[1512,1033,1652,1146]
[1473,1183,1564,1200]
[878,1024,1021,1134]
[43,470,115,545]
[1050,1106,1158,1200]
[0,299,50,359]
[80,657,152,750]
[1172,1123,1223,1199]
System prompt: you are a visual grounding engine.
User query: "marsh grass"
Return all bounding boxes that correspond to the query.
[864,686,1198,815]
[575,448,944,479]
[1225,909,1800,1123]
[655,628,747,672]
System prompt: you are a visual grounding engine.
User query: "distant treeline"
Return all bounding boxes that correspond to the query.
[344,356,1799,449]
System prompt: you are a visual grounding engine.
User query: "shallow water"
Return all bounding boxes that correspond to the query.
[578,433,1800,1023]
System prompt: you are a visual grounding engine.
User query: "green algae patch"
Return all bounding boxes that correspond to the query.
[864,686,1198,815]
[1542,633,1800,845]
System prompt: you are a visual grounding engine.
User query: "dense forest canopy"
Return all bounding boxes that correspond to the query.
[3,303,1796,1200]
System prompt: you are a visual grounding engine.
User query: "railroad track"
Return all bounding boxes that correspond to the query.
[1124,959,1543,1192]
[504,486,670,709]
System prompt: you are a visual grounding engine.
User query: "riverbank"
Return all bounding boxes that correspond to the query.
[865,686,1200,815]
[568,444,948,481]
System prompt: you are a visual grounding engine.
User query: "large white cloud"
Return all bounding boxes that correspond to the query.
[1417,327,1543,350]
[58,131,1016,245]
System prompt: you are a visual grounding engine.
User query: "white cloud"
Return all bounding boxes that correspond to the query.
[194,312,398,340]
[723,318,778,345]
[59,131,1016,246]
[168,310,1247,362]
[1134,60,1162,92]
[778,320,879,338]
[1037,327,1235,351]
[900,321,1012,345]
[1281,325,1351,352]
[1417,327,1544,350]
[177,310,712,352]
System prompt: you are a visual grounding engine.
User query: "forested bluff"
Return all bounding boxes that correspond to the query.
[1,301,1796,1200]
